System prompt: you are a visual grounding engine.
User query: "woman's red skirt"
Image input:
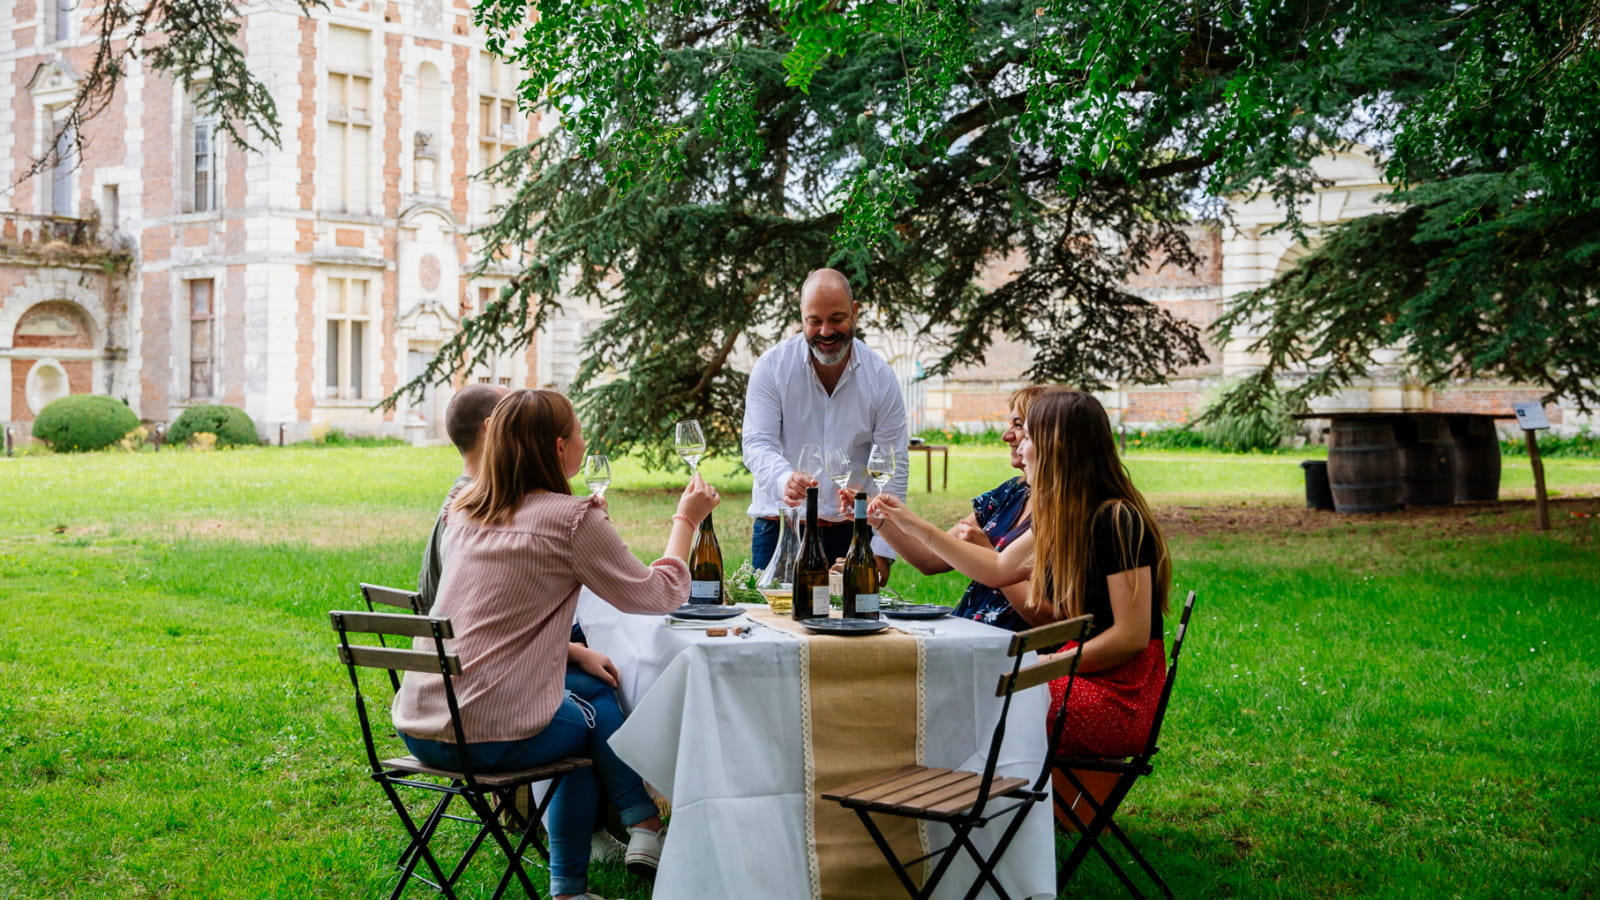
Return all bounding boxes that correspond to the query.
[1047,638,1166,759]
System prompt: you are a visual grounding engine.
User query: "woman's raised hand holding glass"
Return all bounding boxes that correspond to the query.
[675,419,707,475]
[583,454,611,499]
[677,472,720,523]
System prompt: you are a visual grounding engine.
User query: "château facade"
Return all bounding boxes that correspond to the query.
[1,0,554,443]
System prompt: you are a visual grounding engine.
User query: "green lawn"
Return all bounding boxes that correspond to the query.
[2,445,1598,898]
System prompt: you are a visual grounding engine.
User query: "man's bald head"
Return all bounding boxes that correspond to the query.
[801,268,853,306]
[445,383,510,455]
[799,268,857,367]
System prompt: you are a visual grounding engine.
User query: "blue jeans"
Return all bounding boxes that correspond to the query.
[402,669,657,897]
[751,517,857,571]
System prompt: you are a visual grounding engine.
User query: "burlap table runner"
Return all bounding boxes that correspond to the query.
[748,608,927,900]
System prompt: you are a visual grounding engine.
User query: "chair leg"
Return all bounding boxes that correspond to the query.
[397,792,452,872]
[460,790,543,900]
[1101,817,1174,899]
[955,831,1012,900]
[1055,771,1169,900]
[853,809,930,899]
[380,780,463,900]
[957,798,1042,900]
[519,772,566,863]
[487,774,566,898]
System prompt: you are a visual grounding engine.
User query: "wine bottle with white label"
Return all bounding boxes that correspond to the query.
[689,511,725,604]
[792,487,830,620]
[841,492,880,619]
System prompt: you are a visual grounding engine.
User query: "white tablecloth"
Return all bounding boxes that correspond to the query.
[576,591,1056,900]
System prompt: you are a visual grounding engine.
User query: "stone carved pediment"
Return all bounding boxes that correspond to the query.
[28,60,81,106]
[399,202,457,232]
[398,299,459,342]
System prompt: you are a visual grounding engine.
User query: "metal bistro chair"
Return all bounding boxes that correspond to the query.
[331,610,590,900]
[357,583,500,868]
[823,614,1093,900]
[1053,590,1198,899]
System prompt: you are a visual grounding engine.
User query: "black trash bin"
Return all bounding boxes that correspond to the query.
[1301,460,1335,510]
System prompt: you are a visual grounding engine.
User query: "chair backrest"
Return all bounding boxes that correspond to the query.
[330,610,478,781]
[361,583,424,615]
[970,614,1093,813]
[1136,590,1198,760]
[359,584,424,691]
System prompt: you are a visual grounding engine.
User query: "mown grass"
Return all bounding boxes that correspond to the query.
[2,445,1598,899]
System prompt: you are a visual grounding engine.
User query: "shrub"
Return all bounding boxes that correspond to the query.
[32,394,141,452]
[1126,426,1211,451]
[291,425,406,449]
[1198,380,1298,452]
[913,426,1005,446]
[118,425,150,452]
[168,404,258,448]
[1501,426,1600,459]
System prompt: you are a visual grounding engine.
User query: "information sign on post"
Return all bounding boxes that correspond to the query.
[1512,402,1551,532]
[1513,402,1550,431]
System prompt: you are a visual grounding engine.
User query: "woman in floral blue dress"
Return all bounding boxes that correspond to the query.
[872,384,1054,631]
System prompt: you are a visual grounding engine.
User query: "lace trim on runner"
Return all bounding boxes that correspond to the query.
[914,634,931,874]
[798,636,822,900]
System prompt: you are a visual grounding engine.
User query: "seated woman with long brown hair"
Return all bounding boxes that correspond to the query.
[393,388,720,900]
[871,389,1169,758]
[870,384,1052,631]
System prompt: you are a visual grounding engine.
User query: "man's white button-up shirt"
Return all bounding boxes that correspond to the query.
[741,334,909,559]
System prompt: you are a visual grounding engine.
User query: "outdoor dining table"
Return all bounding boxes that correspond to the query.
[575,589,1057,900]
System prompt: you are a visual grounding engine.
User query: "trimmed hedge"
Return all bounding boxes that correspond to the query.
[32,394,141,452]
[168,404,259,448]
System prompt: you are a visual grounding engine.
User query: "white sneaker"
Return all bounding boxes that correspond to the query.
[590,829,628,865]
[624,825,665,878]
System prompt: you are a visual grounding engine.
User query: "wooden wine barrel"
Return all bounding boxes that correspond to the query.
[1394,414,1455,507]
[1447,415,1502,503]
[1327,418,1401,514]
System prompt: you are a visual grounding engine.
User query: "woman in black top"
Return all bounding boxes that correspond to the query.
[871,389,1171,756]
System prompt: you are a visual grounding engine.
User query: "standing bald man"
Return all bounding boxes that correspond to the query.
[741,268,909,583]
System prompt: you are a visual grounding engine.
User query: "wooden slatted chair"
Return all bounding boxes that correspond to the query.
[1052,590,1198,899]
[356,584,491,872]
[331,610,590,900]
[822,614,1093,900]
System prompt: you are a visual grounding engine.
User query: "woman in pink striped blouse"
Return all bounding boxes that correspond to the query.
[393,388,719,900]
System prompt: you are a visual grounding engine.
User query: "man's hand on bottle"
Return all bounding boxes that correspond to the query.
[782,470,817,507]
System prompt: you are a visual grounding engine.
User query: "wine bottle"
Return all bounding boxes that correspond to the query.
[689,511,725,604]
[841,492,879,619]
[792,487,830,620]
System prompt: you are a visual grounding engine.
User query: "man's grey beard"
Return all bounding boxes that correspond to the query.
[809,338,851,366]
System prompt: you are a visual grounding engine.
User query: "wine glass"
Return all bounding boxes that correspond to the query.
[826,446,853,514]
[826,447,853,489]
[583,454,611,499]
[867,442,897,491]
[795,443,824,488]
[675,419,706,475]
